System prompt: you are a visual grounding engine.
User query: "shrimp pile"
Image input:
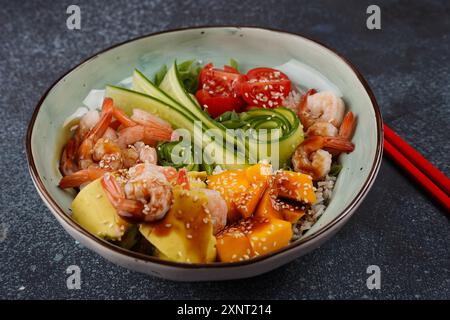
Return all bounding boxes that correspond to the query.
[58,100,228,226]
[59,98,173,188]
[293,90,356,180]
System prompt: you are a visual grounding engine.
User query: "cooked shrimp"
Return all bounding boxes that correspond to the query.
[131,109,172,131]
[133,141,157,165]
[101,163,172,222]
[60,138,80,176]
[292,135,354,180]
[92,138,123,171]
[197,188,228,235]
[298,90,345,129]
[306,121,338,137]
[112,108,137,128]
[338,111,356,140]
[60,110,101,176]
[102,127,118,141]
[78,98,114,169]
[121,145,139,168]
[325,111,357,156]
[59,167,107,188]
[116,125,171,149]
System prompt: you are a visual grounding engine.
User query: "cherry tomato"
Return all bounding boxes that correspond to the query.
[240,68,291,108]
[195,89,244,118]
[240,79,291,108]
[196,63,245,117]
[246,67,290,82]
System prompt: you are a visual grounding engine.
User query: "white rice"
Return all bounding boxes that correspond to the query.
[281,89,303,113]
[291,175,336,241]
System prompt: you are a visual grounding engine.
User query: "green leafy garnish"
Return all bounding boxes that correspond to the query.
[201,162,214,176]
[156,141,199,171]
[216,110,240,122]
[154,60,202,94]
[229,58,239,72]
[329,163,343,177]
[215,111,246,129]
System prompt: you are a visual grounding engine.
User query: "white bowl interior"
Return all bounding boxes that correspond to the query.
[30,27,380,244]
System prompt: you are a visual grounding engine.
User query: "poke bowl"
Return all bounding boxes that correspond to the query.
[26,26,383,281]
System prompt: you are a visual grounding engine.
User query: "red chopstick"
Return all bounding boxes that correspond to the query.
[384,124,450,195]
[384,138,450,212]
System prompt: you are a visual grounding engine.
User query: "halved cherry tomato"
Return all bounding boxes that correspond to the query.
[196,63,245,117]
[246,67,290,82]
[241,79,291,108]
[195,89,243,118]
[240,68,291,108]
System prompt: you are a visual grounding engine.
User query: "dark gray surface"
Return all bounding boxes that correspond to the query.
[0,0,449,299]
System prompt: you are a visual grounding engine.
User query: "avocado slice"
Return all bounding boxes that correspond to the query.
[139,187,216,263]
[71,179,129,240]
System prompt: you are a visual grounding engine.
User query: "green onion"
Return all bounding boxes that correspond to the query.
[229,58,239,72]
[329,163,343,177]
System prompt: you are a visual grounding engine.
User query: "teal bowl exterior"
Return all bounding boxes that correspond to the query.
[26,27,383,281]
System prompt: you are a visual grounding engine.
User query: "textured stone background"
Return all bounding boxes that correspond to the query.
[0,0,449,299]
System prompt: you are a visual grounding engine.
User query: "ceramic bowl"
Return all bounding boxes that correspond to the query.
[26,26,383,281]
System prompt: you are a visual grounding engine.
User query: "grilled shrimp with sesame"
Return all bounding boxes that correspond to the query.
[298,90,345,130]
[101,163,173,222]
[292,136,354,180]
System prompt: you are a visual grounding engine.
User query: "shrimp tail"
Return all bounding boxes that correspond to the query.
[100,98,114,116]
[339,111,356,140]
[59,168,107,188]
[59,138,80,176]
[115,199,146,222]
[112,108,137,128]
[78,102,113,165]
[324,137,355,153]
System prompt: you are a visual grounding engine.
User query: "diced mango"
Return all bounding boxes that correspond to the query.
[272,171,316,205]
[215,216,292,262]
[207,169,249,222]
[234,181,267,218]
[247,217,292,256]
[280,205,305,223]
[254,189,282,220]
[234,163,272,218]
[244,163,272,183]
[216,228,254,262]
[208,164,273,220]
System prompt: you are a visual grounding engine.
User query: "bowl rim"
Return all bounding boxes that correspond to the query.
[26,25,384,269]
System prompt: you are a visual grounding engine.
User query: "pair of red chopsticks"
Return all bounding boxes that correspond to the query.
[383,124,450,212]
